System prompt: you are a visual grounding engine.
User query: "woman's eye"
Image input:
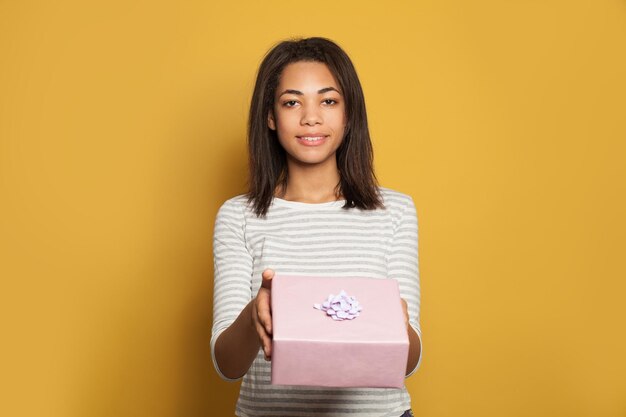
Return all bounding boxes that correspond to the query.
[283,100,298,107]
[323,99,337,105]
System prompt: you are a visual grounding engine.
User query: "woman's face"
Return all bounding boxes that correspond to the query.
[268,61,346,169]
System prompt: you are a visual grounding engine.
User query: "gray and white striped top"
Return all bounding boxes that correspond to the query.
[211,187,422,417]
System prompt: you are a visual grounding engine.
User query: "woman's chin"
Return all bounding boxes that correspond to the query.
[287,153,337,167]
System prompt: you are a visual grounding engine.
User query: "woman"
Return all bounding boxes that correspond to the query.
[211,37,422,417]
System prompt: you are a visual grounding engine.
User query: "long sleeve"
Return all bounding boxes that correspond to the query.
[210,198,254,381]
[387,195,423,377]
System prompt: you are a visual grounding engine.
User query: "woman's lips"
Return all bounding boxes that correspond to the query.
[296,135,329,146]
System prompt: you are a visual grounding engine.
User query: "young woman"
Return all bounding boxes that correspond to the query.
[211,37,422,417]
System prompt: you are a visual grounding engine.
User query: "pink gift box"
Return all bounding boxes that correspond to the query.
[270,274,409,388]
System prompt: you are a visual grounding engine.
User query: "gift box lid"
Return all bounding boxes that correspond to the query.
[271,274,408,344]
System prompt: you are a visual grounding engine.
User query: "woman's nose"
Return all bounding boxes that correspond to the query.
[300,105,322,126]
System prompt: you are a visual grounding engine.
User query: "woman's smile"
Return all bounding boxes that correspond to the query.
[296,134,330,146]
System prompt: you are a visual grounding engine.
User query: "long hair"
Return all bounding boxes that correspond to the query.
[246,37,384,217]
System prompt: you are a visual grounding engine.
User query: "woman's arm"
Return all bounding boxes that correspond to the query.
[211,199,265,381]
[214,270,274,379]
[401,298,423,376]
[389,195,423,377]
[213,300,260,379]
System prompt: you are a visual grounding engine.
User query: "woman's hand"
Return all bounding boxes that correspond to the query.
[251,268,274,361]
[400,297,422,375]
[400,297,410,333]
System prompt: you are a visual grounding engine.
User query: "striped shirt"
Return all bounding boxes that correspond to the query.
[211,187,422,417]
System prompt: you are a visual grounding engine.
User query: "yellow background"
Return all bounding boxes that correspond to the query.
[1,1,625,416]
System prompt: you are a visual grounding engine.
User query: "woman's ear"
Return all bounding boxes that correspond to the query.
[267,110,276,131]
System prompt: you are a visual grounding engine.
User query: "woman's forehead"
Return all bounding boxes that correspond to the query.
[277,61,341,94]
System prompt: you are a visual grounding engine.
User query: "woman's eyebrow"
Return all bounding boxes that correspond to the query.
[278,87,341,97]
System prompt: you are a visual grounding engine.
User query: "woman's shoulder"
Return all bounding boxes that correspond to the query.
[215,193,251,218]
[377,186,416,209]
[219,193,249,207]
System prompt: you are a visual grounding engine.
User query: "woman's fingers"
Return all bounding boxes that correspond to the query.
[254,283,274,360]
[257,290,272,335]
[400,298,409,329]
[261,268,274,290]
[253,269,276,360]
[264,338,272,361]
[256,306,272,359]
[254,319,272,360]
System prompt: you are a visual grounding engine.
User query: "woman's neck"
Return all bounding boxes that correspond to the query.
[276,158,343,203]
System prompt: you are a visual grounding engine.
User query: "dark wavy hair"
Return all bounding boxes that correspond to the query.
[246,37,384,217]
